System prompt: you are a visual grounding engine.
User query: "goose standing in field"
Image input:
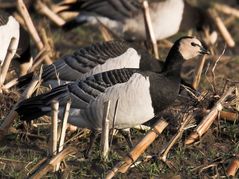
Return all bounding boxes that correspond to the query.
[0,11,32,76]
[18,40,164,88]
[60,0,212,41]
[16,36,210,156]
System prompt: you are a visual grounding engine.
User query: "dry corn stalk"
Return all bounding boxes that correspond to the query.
[51,2,78,20]
[51,4,69,13]
[96,19,118,40]
[50,0,78,20]
[58,12,79,21]
[54,0,77,8]
[30,48,49,71]
[100,101,111,161]
[159,113,194,162]
[28,146,77,179]
[208,8,235,48]
[98,24,114,41]
[106,119,168,179]
[58,100,71,152]
[224,16,236,27]
[192,55,207,90]
[0,75,40,139]
[35,0,66,26]
[2,78,18,91]
[185,87,235,145]
[3,48,49,90]
[161,39,173,49]
[56,99,71,170]
[235,87,239,112]
[214,3,239,19]
[50,100,59,156]
[13,12,26,29]
[142,0,159,59]
[27,157,48,176]
[226,158,239,176]
[39,28,55,59]
[0,38,17,88]
[17,0,52,64]
[133,125,151,131]
[50,100,59,172]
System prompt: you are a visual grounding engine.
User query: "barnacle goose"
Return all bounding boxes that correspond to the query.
[60,0,212,41]
[0,11,32,76]
[16,37,210,154]
[18,40,164,88]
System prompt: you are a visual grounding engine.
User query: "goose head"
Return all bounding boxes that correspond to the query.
[178,36,210,60]
[163,36,210,73]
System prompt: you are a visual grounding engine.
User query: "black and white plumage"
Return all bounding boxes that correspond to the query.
[16,36,210,131]
[18,40,163,88]
[60,0,212,41]
[0,11,31,76]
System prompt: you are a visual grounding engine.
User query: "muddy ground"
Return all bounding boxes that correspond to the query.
[0,0,239,178]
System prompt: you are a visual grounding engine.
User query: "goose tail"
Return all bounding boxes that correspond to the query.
[17,72,34,89]
[16,84,69,121]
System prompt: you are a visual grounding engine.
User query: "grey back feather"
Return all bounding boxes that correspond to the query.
[16,68,139,121]
[0,11,9,26]
[42,40,131,81]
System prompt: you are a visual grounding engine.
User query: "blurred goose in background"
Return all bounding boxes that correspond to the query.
[60,0,213,41]
[16,36,210,156]
[18,40,164,88]
[0,11,32,76]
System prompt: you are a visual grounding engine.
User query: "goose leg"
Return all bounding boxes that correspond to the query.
[119,128,133,148]
[84,130,100,158]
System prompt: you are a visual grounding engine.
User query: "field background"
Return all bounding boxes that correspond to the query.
[0,0,239,178]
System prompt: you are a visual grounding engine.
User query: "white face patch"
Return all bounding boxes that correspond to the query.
[80,48,141,79]
[179,37,203,60]
[0,16,20,64]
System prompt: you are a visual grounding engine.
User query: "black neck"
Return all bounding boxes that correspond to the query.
[139,51,164,73]
[162,44,184,78]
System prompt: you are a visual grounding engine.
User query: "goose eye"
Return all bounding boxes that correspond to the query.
[191,42,197,47]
